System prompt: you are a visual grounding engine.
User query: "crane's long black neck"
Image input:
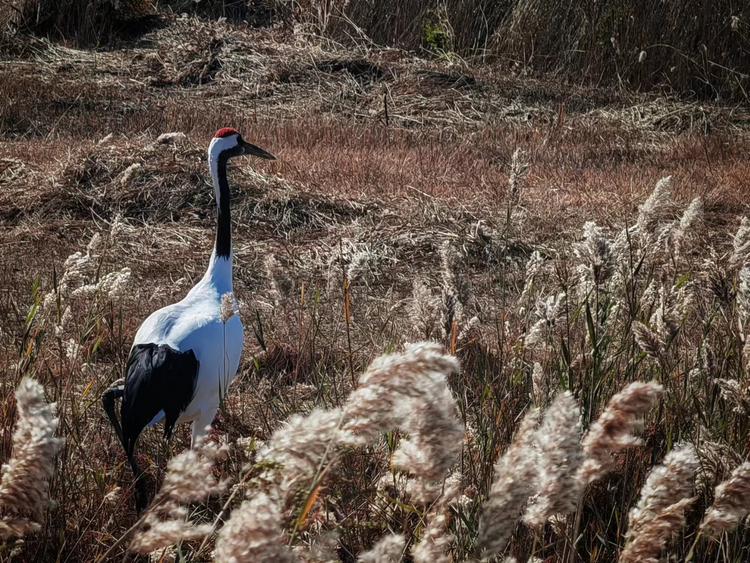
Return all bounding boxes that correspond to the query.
[214,152,231,259]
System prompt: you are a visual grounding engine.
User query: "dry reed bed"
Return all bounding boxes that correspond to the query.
[1,14,750,563]
[1,149,750,561]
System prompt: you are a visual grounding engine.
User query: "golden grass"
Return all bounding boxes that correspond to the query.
[1,14,750,563]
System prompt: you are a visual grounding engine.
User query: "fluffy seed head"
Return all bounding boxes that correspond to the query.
[130,440,227,554]
[214,492,298,563]
[637,176,672,242]
[523,392,584,527]
[701,461,750,536]
[221,292,239,323]
[259,408,357,499]
[476,408,540,558]
[411,512,452,563]
[508,148,530,206]
[620,444,698,563]
[578,381,663,484]
[729,216,750,271]
[575,221,615,286]
[632,321,664,359]
[0,379,62,538]
[627,444,699,538]
[344,342,463,502]
[358,534,405,563]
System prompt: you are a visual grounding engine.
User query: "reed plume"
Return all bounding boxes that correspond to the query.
[358,534,405,563]
[525,292,566,348]
[409,278,441,340]
[439,242,470,339]
[258,408,358,500]
[214,492,298,563]
[578,381,663,484]
[507,148,529,211]
[729,216,750,271]
[129,440,227,554]
[523,392,583,527]
[738,267,750,323]
[519,250,545,305]
[221,291,239,323]
[636,176,672,242]
[631,321,664,359]
[575,221,615,286]
[673,196,703,255]
[620,497,694,563]
[343,342,463,501]
[412,512,452,563]
[0,379,62,539]
[476,408,539,558]
[620,444,698,563]
[700,461,750,537]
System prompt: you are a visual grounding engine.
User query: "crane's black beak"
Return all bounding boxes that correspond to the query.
[241,140,275,160]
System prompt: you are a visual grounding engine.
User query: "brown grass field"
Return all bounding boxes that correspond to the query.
[1,9,750,563]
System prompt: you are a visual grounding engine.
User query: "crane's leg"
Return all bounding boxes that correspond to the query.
[102,385,125,448]
[190,410,216,449]
[127,453,149,515]
[103,384,149,514]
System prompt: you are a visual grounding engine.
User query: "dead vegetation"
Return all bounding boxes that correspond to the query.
[1,10,750,563]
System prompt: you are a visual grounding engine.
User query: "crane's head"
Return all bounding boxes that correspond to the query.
[209,127,276,161]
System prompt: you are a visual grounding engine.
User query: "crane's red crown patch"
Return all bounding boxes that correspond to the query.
[214,127,240,138]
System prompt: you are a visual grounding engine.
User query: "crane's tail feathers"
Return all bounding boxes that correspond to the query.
[102,385,125,450]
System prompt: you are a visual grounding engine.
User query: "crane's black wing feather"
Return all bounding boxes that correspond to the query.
[121,343,199,456]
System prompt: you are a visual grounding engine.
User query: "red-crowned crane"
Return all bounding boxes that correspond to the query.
[102,128,275,512]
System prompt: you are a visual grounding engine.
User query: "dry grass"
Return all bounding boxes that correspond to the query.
[1,13,750,563]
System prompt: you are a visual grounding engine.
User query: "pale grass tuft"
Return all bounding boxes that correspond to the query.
[620,497,695,563]
[575,221,615,286]
[673,196,703,254]
[439,242,470,338]
[637,176,672,236]
[714,378,748,414]
[129,440,227,554]
[476,408,539,558]
[523,392,583,527]
[530,361,547,406]
[411,512,452,563]
[54,306,72,338]
[578,381,663,484]
[620,444,698,563]
[0,378,62,539]
[700,461,750,536]
[154,132,187,145]
[358,534,405,563]
[507,148,530,209]
[214,492,298,563]
[525,293,566,348]
[627,444,698,536]
[409,278,441,340]
[117,162,142,186]
[343,342,462,502]
[221,292,239,323]
[258,408,358,499]
[738,267,750,324]
[631,321,664,359]
[729,216,750,271]
[519,250,545,304]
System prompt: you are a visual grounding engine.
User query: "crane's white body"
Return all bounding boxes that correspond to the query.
[132,253,243,444]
